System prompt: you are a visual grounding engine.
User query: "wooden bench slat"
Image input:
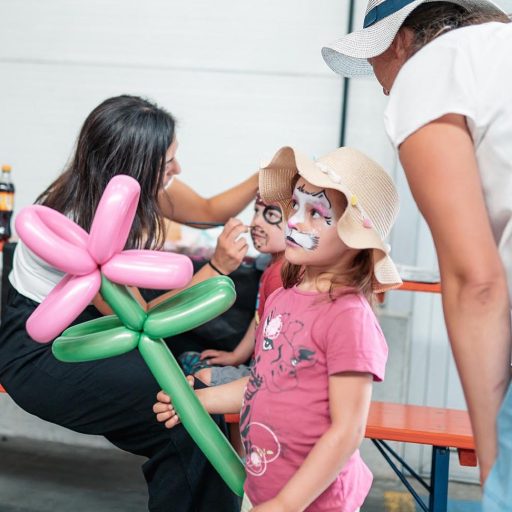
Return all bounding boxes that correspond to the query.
[225,401,475,457]
[366,402,474,450]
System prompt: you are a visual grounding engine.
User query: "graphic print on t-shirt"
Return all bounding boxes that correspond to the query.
[241,308,317,476]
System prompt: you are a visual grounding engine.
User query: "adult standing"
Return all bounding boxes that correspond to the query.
[321,1,512,509]
[0,94,257,511]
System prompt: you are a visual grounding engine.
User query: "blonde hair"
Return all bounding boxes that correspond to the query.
[280,250,375,303]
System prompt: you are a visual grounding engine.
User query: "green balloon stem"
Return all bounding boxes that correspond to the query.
[100,275,147,331]
[138,334,245,496]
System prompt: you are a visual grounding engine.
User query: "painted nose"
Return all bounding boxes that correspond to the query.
[287,212,301,230]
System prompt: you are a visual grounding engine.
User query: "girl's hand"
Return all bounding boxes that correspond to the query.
[200,349,238,366]
[152,376,194,429]
[210,218,249,275]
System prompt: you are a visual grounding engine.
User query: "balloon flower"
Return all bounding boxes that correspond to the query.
[15,175,246,496]
[15,175,194,343]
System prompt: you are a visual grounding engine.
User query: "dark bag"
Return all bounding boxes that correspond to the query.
[1,242,16,323]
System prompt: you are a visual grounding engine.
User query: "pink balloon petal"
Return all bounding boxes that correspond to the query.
[16,207,97,275]
[102,250,193,289]
[88,176,140,264]
[31,205,89,248]
[26,271,101,343]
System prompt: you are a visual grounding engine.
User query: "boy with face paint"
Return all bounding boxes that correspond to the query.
[178,193,286,387]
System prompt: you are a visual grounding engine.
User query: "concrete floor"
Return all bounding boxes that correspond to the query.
[0,436,482,512]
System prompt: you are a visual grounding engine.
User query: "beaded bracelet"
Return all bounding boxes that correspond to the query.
[207,260,227,276]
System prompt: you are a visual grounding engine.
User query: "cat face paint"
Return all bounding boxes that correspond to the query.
[250,196,286,255]
[286,184,333,250]
[285,178,349,268]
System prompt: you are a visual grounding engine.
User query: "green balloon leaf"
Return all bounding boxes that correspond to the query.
[59,315,124,337]
[53,325,140,362]
[144,276,236,339]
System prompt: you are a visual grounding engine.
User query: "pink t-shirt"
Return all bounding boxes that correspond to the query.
[241,287,388,511]
[256,257,284,321]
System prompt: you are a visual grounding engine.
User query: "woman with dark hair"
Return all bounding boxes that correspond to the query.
[0,94,257,511]
[322,1,512,509]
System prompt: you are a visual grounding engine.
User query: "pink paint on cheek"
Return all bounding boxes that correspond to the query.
[311,202,332,219]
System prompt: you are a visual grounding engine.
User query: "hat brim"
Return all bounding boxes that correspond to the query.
[321,0,507,77]
[259,146,403,292]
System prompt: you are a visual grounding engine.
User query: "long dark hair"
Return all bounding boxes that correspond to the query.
[37,95,176,250]
[402,2,510,57]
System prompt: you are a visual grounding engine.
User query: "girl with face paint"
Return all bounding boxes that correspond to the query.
[178,192,286,388]
[154,146,401,512]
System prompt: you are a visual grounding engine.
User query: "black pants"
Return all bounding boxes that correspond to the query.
[0,286,239,512]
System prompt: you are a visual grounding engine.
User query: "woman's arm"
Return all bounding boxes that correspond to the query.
[399,113,511,482]
[159,173,259,224]
[252,372,373,512]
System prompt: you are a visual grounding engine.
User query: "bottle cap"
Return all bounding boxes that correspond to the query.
[1,164,12,172]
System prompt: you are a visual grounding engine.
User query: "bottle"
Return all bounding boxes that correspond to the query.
[0,164,15,249]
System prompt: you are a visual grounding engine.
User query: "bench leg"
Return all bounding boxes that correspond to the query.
[429,446,449,512]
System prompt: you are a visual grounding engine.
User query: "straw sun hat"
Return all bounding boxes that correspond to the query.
[321,0,506,77]
[259,146,402,292]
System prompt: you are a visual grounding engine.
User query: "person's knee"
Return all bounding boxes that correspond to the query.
[195,367,212,386]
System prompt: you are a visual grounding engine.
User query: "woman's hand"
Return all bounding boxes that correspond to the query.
[210,218,249,275]
[200,349,238,366]
[152,376,194,429]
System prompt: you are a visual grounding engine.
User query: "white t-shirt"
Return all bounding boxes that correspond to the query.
[9,240,66,303]
[385,22,512,299]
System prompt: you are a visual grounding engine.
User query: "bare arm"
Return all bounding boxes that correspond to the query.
[200,316,256,366]
[154,376,249,428]
[159,173,259,224]
[196,376,249,414]
[399,114,511,482]
[252,372,373,512]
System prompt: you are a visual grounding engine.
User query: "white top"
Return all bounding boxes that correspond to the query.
[10,240,65,303]
[385,22,512,299]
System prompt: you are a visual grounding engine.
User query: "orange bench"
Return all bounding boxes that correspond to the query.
[226,400,475,512]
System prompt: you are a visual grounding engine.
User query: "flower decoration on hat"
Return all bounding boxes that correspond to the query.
[315,161,376,233]
[15,175,194,343]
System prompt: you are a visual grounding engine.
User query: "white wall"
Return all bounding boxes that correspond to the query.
[0,0,349,224]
